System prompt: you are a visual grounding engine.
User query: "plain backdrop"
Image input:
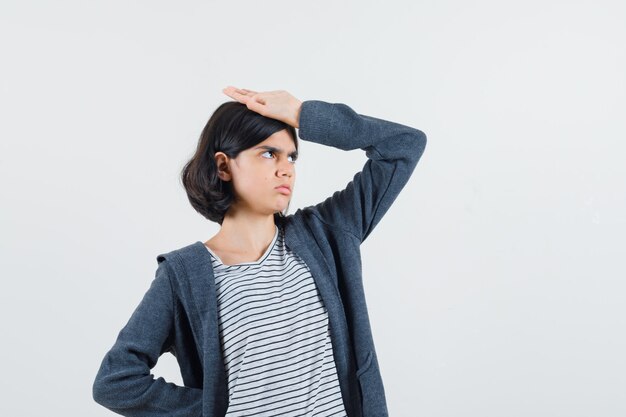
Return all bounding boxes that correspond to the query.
[1,1,625,416]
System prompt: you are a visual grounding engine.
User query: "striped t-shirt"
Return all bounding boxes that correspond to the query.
[204,224,347,417]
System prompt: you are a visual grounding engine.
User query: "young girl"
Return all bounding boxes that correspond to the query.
[93,87,427,417]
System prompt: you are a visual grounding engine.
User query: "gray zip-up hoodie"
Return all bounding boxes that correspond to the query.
[92,99,427,417]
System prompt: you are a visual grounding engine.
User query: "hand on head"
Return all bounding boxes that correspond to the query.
[222,86,302,128]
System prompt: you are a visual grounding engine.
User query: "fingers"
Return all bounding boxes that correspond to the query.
[239,88,258,95]
[222,86,246,103]
[246,98,265,115]
[221,87,298,126]
[223,86,267,115]
[223,86,259,102]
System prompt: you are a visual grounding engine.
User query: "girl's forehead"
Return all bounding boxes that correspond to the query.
[263,129,295,143]
[253,131,298,153]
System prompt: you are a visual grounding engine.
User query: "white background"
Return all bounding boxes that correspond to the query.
[1,1,625,416]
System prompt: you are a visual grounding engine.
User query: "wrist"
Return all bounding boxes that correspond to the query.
[293,100,302,128]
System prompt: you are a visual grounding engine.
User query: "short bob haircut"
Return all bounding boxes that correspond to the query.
[181,101,298,225]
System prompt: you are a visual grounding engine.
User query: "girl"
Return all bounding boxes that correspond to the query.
[93,87,427,417]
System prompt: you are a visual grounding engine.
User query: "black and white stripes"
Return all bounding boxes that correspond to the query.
[205,225,347,417]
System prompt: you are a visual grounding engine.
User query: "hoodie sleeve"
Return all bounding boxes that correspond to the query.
[297,100,427,243]
[92,260,202,417]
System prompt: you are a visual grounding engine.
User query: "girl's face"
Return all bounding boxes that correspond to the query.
[216,129,297,216]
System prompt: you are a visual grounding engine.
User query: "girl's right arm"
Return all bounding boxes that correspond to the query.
[92,261,203,417]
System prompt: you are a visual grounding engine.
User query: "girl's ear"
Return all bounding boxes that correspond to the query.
[214,153,233,182]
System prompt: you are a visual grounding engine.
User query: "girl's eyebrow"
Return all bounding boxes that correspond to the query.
[254,145,298,157]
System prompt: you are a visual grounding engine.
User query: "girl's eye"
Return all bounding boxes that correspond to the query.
[262,151,297,163]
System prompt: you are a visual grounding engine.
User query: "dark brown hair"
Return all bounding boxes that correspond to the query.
[181,101,298,225]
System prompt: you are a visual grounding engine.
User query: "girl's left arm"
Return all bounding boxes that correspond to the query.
[297,100,427,243]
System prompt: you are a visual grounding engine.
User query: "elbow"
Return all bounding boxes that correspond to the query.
[414,128,427,148]
[93,376,132,411]
[409,129,427,161]
[92,366,120,409]
[92,377,107,407]
[92,373,116,408]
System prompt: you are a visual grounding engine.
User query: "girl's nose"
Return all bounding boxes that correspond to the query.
[278,162,294,177]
